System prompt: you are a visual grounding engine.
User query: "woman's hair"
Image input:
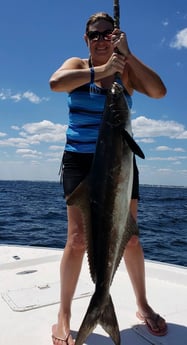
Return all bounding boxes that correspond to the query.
[85,12,114,34]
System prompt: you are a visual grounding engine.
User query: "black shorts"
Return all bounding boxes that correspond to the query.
[60,151,139,199]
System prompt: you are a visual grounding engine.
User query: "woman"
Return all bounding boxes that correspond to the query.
[50,12,167,345]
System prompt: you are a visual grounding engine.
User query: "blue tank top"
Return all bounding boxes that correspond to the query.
[65,81,132,153]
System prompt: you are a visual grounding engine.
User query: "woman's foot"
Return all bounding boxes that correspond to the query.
[52,324,74,345]
[136,307,168,336]
[136,307,167,336]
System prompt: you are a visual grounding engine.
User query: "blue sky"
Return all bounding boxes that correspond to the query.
[0,0,186,186]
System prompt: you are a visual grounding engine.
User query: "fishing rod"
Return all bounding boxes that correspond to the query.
[113,0,120,28]
[113,0,122,80]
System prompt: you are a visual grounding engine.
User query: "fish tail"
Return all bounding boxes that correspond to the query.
[99,295,120,345]
[75,293,120,345]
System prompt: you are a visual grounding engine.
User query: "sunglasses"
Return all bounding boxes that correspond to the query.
[87,30,113,42]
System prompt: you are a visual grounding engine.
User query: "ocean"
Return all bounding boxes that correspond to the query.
[0,180,186,267]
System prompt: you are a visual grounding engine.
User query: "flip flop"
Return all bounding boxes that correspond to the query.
[52,325,73,344]
[136,311,168,336]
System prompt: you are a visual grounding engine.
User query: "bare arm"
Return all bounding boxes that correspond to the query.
[49,55,126,93]
[123,54,167,98]
[49,58,91,92]
[113,30,167,98]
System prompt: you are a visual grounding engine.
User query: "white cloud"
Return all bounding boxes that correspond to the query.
[156,146,185,152]
[176,130,187,139]
[158,168,172,173]
[162,19,169,26]
[22,91,48,104]
[160,37,166,46]
[1,117,186,152]
[45,151,63,161]
[22,120,67,143]
[148,156,187,161]
[11,126,20,131]
[174,147,185,152]
[23,120,62,134]
[0,132,7,137]
[16,149,42,159]
[139,164,187,186]
[0,137,30,148]
[0,91,8,100]
[10,93,22,102]
[49,145,64,151]
[16,148,42,155]
[137,138,155,143]
[0,88,49,104]
[132,116,187,139]
[170,27,187,49]
[156,146,170,151]
[0,121,67,148]
[1,116,186,184]
[176,61,182,68]
[173,161,181,165]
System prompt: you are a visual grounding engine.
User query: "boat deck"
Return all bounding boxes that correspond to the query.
[0,245,186,344]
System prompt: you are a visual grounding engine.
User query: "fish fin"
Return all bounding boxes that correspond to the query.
[121,211,139,249]
[122,129,145,159]
[99,295,120,345]
[66,178,90,208]
[75,293,120,345]
[125,211,139,237]
[111,211,139,282]
[66,179,96,282]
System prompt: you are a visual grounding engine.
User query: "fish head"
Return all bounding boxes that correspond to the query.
[104,81,130,130]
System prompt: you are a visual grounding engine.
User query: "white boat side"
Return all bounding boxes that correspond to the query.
[0,244,186,345]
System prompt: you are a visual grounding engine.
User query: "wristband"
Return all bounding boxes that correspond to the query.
[90,67,95,84]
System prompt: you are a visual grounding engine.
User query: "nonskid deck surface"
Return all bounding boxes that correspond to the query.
[0,245,187,345]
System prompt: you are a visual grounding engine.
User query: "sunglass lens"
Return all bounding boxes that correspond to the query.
[87,30,113,41]
[88,31,99,41]
[103,31,112,40]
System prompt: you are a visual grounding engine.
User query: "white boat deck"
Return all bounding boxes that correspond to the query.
[0,245,186,345]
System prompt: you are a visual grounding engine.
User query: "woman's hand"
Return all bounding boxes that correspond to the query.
[105,52,126,75]
[112,29,131,58]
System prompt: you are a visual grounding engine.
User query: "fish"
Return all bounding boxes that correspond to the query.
[67,81,145,345]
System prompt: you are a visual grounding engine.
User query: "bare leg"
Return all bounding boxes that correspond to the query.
[123,199,167,334]
[52,205,85,345]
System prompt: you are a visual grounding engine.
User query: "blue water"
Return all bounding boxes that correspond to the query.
[0,181,186,266]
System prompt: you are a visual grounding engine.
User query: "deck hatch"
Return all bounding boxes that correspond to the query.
[1,278,93,312]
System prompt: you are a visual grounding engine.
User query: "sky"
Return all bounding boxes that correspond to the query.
[0,0,187,186]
